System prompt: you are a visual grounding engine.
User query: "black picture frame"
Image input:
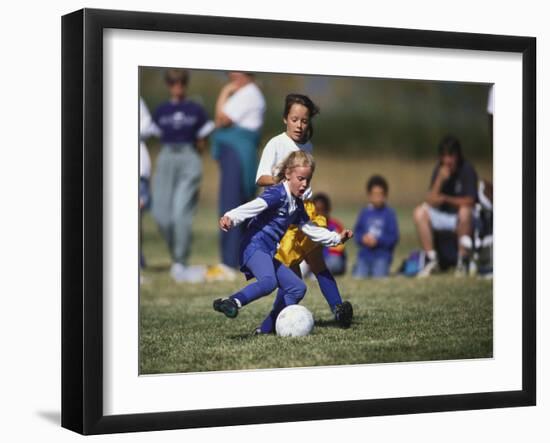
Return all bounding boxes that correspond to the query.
[61,8,536,435]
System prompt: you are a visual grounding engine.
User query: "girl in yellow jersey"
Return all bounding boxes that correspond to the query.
[255,94,353,329]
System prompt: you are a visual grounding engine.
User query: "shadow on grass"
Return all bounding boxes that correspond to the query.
[228,333,265,341]
[144,264,170,272]
[313,316,364,331]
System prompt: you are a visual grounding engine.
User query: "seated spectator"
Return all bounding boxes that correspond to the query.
[413,135,478,277]
[353,175,399,279]
[312,193,347,276]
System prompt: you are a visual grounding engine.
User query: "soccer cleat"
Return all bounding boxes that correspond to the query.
[213,298,239,318]
[334,301,353,328]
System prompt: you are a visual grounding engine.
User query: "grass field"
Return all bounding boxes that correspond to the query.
[139,155,493,374]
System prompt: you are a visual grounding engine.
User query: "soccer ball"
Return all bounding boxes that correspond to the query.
[275,305,314,337]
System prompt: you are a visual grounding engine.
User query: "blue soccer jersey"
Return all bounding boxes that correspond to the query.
[240,184,309,276]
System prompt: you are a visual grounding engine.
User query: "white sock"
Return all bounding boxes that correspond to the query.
[233,298,242,308]
[426,250,437,261]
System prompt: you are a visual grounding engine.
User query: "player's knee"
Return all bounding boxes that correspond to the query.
[413,204,427,223]
[288,280,307,303]
[258,275,278,295]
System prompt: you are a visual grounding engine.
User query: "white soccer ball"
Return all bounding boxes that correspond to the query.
[275,305,314,337]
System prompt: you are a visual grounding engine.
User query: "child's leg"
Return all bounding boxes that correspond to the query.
[230,250,278,307]
[371,257,391,278]
[258,264,299,332]
[259,261,307,333]
[305,247,342,312]
[258,291,285,333]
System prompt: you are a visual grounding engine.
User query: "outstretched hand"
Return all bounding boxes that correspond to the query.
[340,229,354,244]
[219,216,233,232]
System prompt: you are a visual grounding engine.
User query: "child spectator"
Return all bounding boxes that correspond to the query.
[151,69,214,283]
[312,193,347,275]
[353,175,399,278]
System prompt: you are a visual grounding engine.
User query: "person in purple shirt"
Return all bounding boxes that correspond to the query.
[151,69,214,283]
[353,175,400,279]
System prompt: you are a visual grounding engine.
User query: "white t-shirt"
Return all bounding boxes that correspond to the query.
[139,97,160,139]
[139,97,158,178]
[140,142,151,179]
[222,83,266,131]
[256,132,314,199]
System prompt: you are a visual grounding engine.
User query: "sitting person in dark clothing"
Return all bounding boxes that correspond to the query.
[413,135,478,277]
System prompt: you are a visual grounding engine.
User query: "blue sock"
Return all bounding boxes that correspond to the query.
[260,289,286,333]
[316,269,343,312]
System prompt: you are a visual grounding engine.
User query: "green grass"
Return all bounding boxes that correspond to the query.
[139,200,493,374]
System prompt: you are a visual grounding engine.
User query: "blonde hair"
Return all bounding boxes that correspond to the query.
[274,151,316,183]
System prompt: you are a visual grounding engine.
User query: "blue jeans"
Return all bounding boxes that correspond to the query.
[353,256,391,279]
[152,144,202,265]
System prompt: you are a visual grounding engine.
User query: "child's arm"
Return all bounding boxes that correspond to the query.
[256,140,278,186]
[220,198,268,231]
[372,210,400,249]
[300,222,353,247]
[220,185,284,231]
[215,82,239,127]
[327,220,346,254]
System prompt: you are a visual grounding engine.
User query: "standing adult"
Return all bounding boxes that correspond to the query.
[413,135,478,277]
[212,72,266,271]
[152,69,214,282]
[139,97,160,271]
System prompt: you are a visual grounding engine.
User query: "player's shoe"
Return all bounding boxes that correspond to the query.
[171,263,205,283]
[205,263,237,282]
[213,298,239,318]
[417,255,439,278]
[334,301,353,328]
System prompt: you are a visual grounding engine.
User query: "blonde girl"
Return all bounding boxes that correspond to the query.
[213,151,353,329]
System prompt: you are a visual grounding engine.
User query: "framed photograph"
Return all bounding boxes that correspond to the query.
[61,8,536,435]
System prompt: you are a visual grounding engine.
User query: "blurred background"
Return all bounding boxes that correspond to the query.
[139,67,492,269]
